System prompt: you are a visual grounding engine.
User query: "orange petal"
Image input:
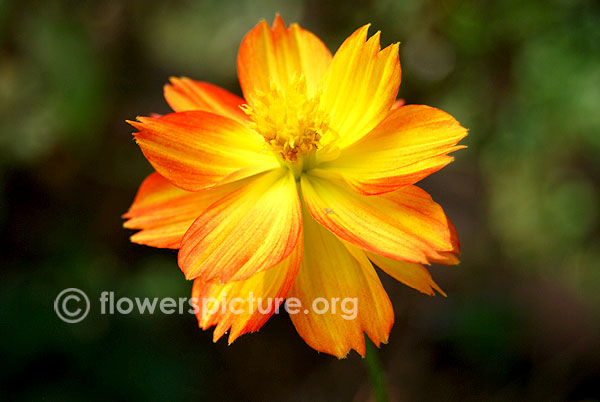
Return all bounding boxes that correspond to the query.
[427,217,460,265]
[288,211,393,358]
[164,77,249,123]
[123,172,241,249]
[392,99,405,109]
[320,24,400,148]
[192,228,302,344]
[179,169,301,283]
[301,175,456,264]
[129,111,279,191]
[237,15,332,104]
[367,252,446,296]
[316,105,467,195]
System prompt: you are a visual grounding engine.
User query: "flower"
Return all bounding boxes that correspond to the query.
[124,15,466,358]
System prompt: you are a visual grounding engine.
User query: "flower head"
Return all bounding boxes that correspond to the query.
[124,16,466,358]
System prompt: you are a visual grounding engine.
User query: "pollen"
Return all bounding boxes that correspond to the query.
[242,75,329,162]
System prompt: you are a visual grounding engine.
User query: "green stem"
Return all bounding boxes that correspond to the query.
[364,337,389,402]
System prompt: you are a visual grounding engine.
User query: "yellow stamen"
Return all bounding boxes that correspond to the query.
[242,75,330,165]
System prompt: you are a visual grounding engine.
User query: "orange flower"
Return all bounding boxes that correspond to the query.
[124,16,466,358]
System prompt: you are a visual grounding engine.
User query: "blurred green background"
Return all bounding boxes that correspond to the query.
[1,0,599,401]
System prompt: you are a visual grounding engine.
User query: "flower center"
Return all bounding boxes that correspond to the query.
[242,76,329,164]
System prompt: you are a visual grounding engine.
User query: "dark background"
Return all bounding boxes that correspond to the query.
[1,0,599,401]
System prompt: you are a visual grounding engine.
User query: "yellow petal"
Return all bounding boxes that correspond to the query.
[123,172,242,248]
[192,228,302,343]
[301,175,455,264]
[315,105,467,195]
[164,77,249,123]
[129,111,279,191]
[367,252,446,296]
[288,210,393,358]
[179,169,301,283]
[237,15,332,105]
[320,25,400,148]
[427,217,461,265]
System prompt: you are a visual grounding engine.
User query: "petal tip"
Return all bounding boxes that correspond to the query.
[126,119,141,129]
[272,13,285,27]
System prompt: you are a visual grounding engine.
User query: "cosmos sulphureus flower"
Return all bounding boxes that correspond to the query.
[124,15,466,358]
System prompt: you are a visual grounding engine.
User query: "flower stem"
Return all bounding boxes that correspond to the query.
[364,337,389,402]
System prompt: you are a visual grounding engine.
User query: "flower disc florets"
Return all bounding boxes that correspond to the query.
[242,75,329,163]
